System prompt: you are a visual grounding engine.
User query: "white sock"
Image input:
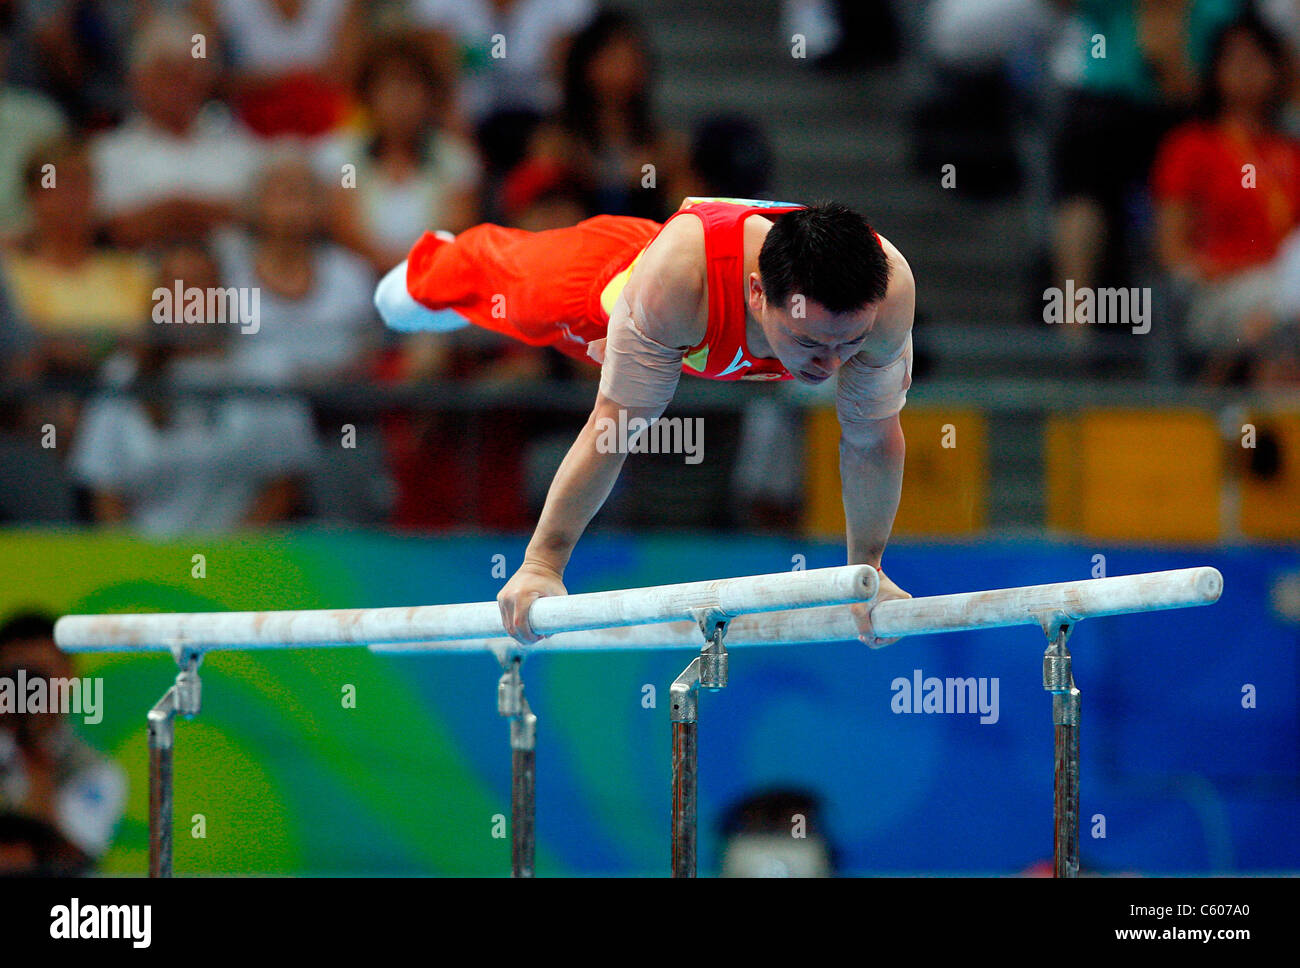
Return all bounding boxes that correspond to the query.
[373,258,470,333]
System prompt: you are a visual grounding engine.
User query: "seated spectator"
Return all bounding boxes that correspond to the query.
[1051,0,1245,307]
[913,0,1062,200]
[2,136,153,378]
[718,788,838,877]
[2,0,132,130]
[499,156,592,229]
[410,0,594,123]
[523,10,688,221]
[219,147,379,386]
[0,612,126,875]
[0,278,76,525]
[319,31,481,275]
[1152,13,1300,379]
[0,27,67,242]
[686,114,775,200]
[69,240,318,534]
[91,10,263,249]
[409,0,596,175]
[197,0,363,139]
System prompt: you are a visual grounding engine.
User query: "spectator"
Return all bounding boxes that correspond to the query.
[411,0,594,123]
[524,10,688,221]
[69,240,318,533]
[1050,0,1246,307]
[2,0,134,129]
[319,31,481,276]
[687,114,775,200]
[718,788,837,877]
[91,10,263,249]
[409,0,596,176]
[220,146,379,386]
[499,155,591,228]
[2,136,154,378]
[0,277,76,525]
[1152,13,1300,380]
[197,0,363,139]
[913,0,1062,200]
[0,26,67,242]
[0,612,126,875]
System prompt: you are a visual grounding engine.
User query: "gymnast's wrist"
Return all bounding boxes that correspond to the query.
[520,551,567,581]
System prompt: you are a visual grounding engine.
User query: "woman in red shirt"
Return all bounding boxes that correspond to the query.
[1152,13,1300,379]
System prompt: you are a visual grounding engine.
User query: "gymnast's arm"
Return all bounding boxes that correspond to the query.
[837,254,915,644]
[497,243,704,644]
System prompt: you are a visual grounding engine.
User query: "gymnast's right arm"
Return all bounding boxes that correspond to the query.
[497,249,703,644]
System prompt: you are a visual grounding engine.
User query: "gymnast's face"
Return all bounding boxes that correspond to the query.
[749,273,876,384]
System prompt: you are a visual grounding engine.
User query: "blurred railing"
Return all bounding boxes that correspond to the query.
[2,376,1298,541]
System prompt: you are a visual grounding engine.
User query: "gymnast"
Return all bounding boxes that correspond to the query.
[374,196,914,644]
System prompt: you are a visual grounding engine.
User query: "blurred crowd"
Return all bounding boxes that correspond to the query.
[0,0,770,534]
[0,0,1298,538]
[914,0,1300,386]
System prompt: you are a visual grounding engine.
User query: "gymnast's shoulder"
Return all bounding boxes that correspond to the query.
[859,233,914,365]
[623,213,708,350]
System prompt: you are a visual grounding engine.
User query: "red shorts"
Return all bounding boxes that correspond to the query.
[405,215,662,363]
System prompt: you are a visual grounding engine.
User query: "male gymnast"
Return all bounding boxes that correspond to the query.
[374,196,914,645]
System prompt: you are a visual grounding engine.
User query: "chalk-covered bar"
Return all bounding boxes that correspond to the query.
[391,567,1223,655]
[53,564,880,653]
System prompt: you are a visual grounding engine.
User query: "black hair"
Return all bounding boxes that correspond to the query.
[561,10,656,150]
[717,787,840,874]
[356,30,448,106]
[357,30,450,165]
[691,114,774,198]
[758,202,890,313]
[0,612,56,651]
[1202,12,1290,121]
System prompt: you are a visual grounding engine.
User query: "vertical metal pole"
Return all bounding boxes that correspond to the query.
[1042,622,1080,878]
[147,698,175,878]
[670,657,700,879]
[498,657,536,877]
[670,615,729,879]
[147,647,201,879]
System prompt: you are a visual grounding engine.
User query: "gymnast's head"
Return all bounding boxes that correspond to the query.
[751,202,891,385]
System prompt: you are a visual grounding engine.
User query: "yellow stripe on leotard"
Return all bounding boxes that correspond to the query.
[599,247,647,318]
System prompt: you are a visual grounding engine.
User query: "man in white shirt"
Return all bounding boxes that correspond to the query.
[90,12,263,248]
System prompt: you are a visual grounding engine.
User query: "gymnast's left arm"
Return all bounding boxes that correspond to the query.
[835,271,915,645]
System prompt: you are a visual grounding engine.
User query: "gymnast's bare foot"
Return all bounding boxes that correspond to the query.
[852,570,910,648]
